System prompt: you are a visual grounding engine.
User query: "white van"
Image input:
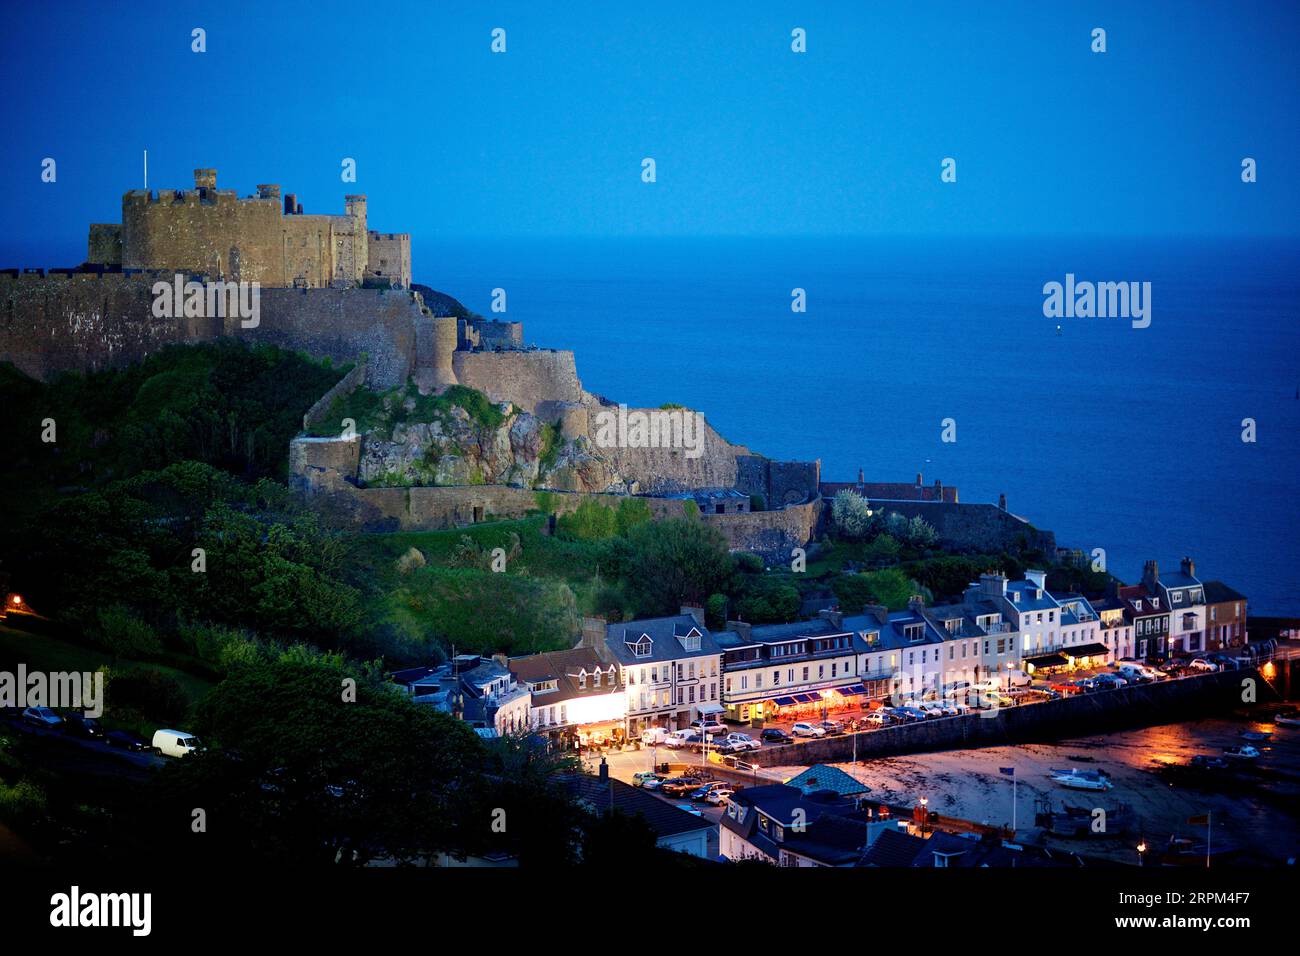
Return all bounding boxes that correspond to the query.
[640,726,671,746]
[1117,663,1155,684]
[1006,669,1032,687]
[152,729,205,757]
[663,729,695,749]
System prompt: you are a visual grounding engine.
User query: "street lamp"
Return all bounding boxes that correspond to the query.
[1137,840,1148,867]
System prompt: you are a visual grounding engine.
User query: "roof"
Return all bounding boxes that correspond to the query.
[558,773,714,840]
[605,613,721,665]
[1062,642,1109,657]
[1202,580,1247,605]
[509,648,619,706]
[1004,580,1061,612]
[721,784,870,866]
[785,764,872,797]
[860,827,927,866]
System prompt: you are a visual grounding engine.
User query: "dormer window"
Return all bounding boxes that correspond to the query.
[905,624,925,642]
[1172,591,1182,604]
[578,671,587,689]
[1151,598,1160,609]
[592,670,601,688]
[627,633,653,658]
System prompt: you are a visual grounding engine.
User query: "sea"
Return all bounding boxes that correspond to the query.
[7,234,1298,614]
[418,235,1300,615]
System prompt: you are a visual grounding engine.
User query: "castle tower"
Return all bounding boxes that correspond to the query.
[429,315,459,391]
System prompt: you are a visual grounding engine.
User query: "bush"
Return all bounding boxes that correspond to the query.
[557,499,618,541]
[96,605,163,660]
[831,490,875,540]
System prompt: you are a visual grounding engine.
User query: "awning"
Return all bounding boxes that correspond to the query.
[793,693,817,703]
[1024,653,1069,668]
[836,684,868,697]
[1063,643,1110,658]
[697,702,725,715]
[771,696,798,707]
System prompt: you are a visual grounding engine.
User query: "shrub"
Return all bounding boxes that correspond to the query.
[831,490,875,540]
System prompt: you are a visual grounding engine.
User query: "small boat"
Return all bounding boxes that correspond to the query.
[1160,835,1239,867]
[1241,731,1271,742]
[1274,711,1300,727]
[1048,768,1114,791]
[1223,745,1260,760]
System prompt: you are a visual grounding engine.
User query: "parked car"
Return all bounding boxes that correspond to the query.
[659,778,703,797]
[722,733,761,751]
[632,771,664,788]
[918,701,946,718]
[939,699,966,716]
[21,707,63,728]
[817,720,845,736]
[690,719,726,737]
[898,706,931,722]
[791,722,825,737]
[664,730,695,749]
[62,715,105,739]
[704,788,736,806]
[105,728,151,752]
[761,728,793,744]
[1187,658,1219,673]
[863,711,888,727]
[1117,664,1154,684]
[152,729,204,758]
[689,782,729,801]
[1092,673,1128,689]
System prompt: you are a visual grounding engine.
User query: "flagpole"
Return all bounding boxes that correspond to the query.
[1012,776,1017,833]
[1206,811,1211,869]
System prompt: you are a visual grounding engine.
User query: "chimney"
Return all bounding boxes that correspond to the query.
[863,604,890,625]
[295,202,303,215]
[598,758,609,782]
[193,168,217,190]
[998,493,1007,511]
[580,616,607,651]
[916,472,923,487]
[934,478,942,499]
[1180,556,1196,579]
[818,608,844,630]
[1142,560,1160,592]
[492,653,509,669]
[857,467,864,484]
[907,594,926,611]
[284,193,297,216]
[726,620,753,642]
[680,605,705,627]
[980,573,1008,599]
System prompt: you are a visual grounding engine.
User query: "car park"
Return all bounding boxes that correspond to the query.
[760,728,793,744]
[792,722,825,737]
[22,707,63,728]
[62,715,105,739]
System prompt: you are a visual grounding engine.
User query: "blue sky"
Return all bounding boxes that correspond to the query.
[1,0,1297,250]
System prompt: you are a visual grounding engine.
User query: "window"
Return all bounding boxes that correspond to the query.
[592,670,601,688]
[578,672,587,689]
[773,670,780,685]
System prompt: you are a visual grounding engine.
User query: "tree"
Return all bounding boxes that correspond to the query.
[153,654,486,866]
[557,498,618,540]
[97,605,163,661]
[831,490,875,540]
[832,567,917,611]
[906,516,937,548]
[621,519,733,616]
[734,576,801,624]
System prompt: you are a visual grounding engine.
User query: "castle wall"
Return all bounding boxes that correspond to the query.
[452,349,582,412]
[734,455,820,507]
[702,496,821,561]
[301,361,367,431]
[87,224,123,266]
[0,272,426,389]
[366,232,410,289]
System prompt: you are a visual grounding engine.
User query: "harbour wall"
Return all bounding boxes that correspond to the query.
[750,668,1276,766]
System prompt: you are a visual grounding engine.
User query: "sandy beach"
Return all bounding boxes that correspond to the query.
[768,708,1300,865]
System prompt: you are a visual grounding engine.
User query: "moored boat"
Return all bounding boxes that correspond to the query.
[1241,731,1271,742]
[1048,767,1114,791]
[1222,744,1260,760]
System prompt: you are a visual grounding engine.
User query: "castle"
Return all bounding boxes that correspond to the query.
[1,167,1052,560]
[87,168,411,290]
